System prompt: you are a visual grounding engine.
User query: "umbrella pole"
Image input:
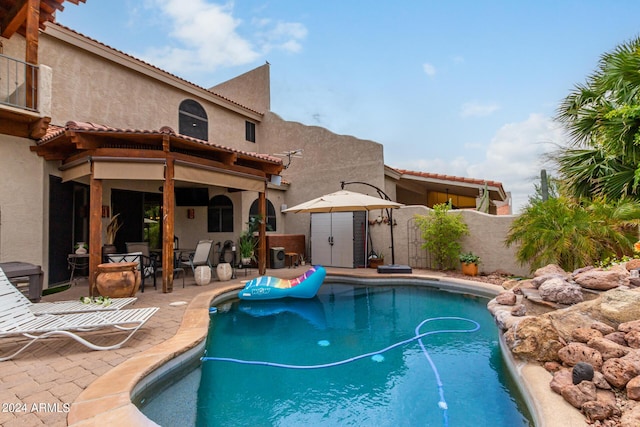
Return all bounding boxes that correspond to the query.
[341,180,396,264]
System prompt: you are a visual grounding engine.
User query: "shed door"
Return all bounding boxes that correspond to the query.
[311,212,353,268]
[331,212,353,268]
[311,213,332,266]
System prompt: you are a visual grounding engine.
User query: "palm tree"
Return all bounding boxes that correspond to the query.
[506,197,640,272]
[556,36,640,200]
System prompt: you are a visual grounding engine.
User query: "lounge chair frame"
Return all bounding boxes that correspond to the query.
[0,267,136,315]
[0,268,158,361]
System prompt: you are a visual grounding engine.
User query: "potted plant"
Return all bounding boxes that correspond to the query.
[103,213,122,256]
[238,231,255,265]
[459,252,480,276]
[368,251,384,268]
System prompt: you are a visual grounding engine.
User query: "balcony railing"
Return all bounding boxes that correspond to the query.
[0,53,38,112]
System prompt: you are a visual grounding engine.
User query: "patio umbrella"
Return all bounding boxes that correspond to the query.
[282,190,402,213]
[283,190,408,271]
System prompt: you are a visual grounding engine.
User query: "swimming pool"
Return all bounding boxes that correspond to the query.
[140,283,533,426]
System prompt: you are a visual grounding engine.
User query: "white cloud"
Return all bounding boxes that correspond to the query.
[460,101,500,117]
[422,63,436,77]
[140,0,306,74]
[467,114,564,212]
[393,114,566,214]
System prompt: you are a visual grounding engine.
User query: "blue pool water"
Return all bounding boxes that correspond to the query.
[141,283,533,426]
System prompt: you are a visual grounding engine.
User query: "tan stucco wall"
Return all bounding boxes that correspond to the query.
[368,205,530,277]
[39,27,259,153]
[261,112,385,242]
[0,135,45,266]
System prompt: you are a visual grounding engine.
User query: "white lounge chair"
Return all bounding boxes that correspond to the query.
[0,278,158,361]
[0,267,136,315]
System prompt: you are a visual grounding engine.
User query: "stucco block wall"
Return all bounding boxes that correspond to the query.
[39,28,258,152]
[0,136,45,265]
[368,206,530,277]
[261,112,386,238]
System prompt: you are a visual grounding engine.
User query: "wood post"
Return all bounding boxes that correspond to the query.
[258,185,267,275]
[25,0,39,110]
[89,175,102,297]
[162,156,175,293]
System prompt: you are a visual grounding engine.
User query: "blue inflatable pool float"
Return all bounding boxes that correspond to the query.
[238,265,326,300]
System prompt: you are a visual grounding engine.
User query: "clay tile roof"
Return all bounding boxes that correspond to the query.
[395,168,506,195]
[49,23,263,116]
[39,121,282,164]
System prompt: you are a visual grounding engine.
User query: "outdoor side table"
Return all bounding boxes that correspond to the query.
[68,253,90,284]
[0,261,44,302]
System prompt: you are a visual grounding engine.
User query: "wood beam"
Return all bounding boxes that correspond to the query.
[29,116,50,139]
[25,0,39,109]
[1,0,27,38]
[162,147,175,293]
[88,173,102,297]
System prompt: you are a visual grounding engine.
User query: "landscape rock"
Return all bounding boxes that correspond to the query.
[574,265,629,291]
[572,327,603,343]
[539,278,584,304]
[495,291,517,305]
[591,321,617,335]
[503,316,563,362]
[604,331,628,346]
[558,342,603,369]
[501,278,521,291]
[588,336,631,360]
[625,259,640,271]
[532,274,567,289]
[619,319,640,333]
[561,381,597,408]
[544,361,562,372]
[625,331,640,349]
[572,362,595,384]
[600,289,640,324]
[534,264,569,279]
[593,371,612,390]
[582,399,615,422]
[511,304,527,316]
[626,376,640,400]
[550,368,573,394]
[549,308,604,342]
[602,358,640,388]
[620,404,640,427]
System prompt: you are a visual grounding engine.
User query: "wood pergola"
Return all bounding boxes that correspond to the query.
[32,121,284,292]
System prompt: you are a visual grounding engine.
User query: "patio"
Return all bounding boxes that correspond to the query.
[0,268,579,427]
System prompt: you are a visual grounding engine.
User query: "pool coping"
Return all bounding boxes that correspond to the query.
[67,273,585,427]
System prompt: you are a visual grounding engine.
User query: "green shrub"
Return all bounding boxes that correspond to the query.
[415,203,469,270]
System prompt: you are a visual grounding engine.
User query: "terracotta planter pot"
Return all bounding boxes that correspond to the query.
[369,258,384,269]
[461,262,478,276]
[94,262,141,297]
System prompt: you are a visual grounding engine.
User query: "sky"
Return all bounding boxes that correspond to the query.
[55,0,640,213]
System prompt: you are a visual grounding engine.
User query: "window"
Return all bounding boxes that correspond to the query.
[208,195,233,232]
[249,199,276,231]
[179,99,208,141]
[245,121,256,142]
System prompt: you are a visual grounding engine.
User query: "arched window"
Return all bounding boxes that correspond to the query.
[179,99,208,141]
[249,199,276,231]
[208,195,233,232]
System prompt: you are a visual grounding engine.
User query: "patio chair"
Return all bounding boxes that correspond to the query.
[181,239,214,277]
[0,267,136,315]
[0,284,158,361]
[107,251,156,292]
[126,242,158,290]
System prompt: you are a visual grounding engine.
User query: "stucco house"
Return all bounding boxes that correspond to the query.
[0,1,519,294]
